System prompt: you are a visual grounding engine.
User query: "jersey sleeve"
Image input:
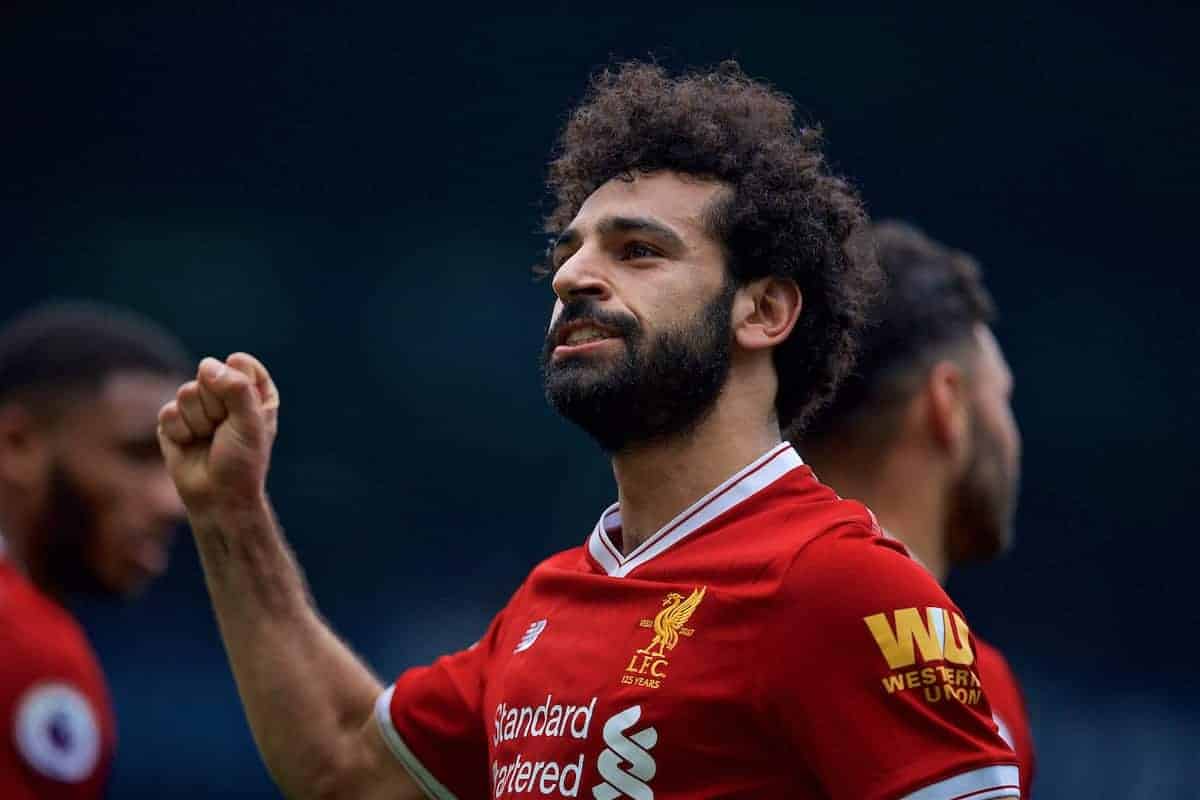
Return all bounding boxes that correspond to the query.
[0,633,113,799]
[373,594,515,800]
[761,525,1020,800]
[975,640,1036,799]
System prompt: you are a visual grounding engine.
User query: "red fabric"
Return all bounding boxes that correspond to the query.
[0,560,116,800]
[387,465,1017,799]
[976,638,1036,798]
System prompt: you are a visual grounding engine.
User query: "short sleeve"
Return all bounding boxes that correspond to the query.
[761,526,1020,800]
[975,640,1036,798]
[0,634,114,799]
[374,597,514,800]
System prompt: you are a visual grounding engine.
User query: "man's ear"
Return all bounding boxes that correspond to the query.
[732,277,802,352]
[925,360,972,470]
[0,404,51,489]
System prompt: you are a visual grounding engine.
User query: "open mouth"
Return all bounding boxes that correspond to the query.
[552,320,623,358]
[556,319,620,346]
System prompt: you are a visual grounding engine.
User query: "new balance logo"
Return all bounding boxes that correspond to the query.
[593,705,657,800]
[514,619,548,653]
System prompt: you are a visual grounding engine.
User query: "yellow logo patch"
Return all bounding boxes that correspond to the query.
[621,587,706,689]
[863,607,983,706]
[864,606,974,668]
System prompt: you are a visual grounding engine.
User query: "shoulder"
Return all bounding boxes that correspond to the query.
[713,464,897,564]
[0,566,103,681]
[975,637,1016,679]
[973,635,1035,783]
[0,568,112,786]
[517,545,592,593]
[778,513,941,606]
[529,545,590,575]
[458,544,592,647]
[974,636,1031,715]
[763,518,962,650]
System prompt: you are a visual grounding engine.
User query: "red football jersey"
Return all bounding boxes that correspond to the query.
[975,639,1035,798]
[876,533,1036,798]
[0,552,116,799]
[377,444,1020,799]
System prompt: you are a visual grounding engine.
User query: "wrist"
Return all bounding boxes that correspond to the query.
[187,489,273,534]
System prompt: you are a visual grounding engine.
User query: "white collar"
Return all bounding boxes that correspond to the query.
[587,442,804,578]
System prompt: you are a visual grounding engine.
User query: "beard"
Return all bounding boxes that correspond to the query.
[542,282,736,454]
[31,462,109,599]
[945,414,1019,564]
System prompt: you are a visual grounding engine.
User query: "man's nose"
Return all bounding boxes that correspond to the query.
[551,246,612,304]
[148,467,186,522]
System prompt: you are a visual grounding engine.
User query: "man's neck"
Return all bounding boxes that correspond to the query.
[812,451,950,583]
[610,400,781,555]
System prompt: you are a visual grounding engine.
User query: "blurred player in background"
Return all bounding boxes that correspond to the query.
[0,303,188,798]
[159,63,1021,799]
[797,220,1035,795]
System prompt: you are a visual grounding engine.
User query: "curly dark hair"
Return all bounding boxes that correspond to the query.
[799,220,996,450]
[541,60,880,434]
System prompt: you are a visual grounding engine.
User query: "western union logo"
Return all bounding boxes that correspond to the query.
[863,607,974,669]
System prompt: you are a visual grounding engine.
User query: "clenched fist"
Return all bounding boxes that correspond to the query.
[158,353,280,515]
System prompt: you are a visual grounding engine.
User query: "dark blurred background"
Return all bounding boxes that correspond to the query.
[3,5,1197,798]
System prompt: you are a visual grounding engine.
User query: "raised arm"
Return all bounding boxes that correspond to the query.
[158,354,420,799]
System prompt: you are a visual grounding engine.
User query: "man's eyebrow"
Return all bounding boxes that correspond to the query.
[117,431,164,456]
[117,428,161,445]
[597,215,686,249]
[554,216,686,251]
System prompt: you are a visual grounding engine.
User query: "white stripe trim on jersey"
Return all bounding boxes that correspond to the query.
[587,442,804,578]
[899,764,1020,800]
[373,686,459,800]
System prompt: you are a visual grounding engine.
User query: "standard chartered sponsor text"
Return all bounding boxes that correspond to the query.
[492,695,596,798]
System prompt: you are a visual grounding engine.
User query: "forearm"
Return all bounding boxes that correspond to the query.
[189,496,383,798]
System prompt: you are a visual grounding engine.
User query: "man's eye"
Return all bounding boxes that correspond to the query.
[623,242,660,260]
[549,246,576,272]
[121,440,163,463]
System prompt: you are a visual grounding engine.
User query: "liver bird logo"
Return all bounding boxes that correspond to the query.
[637,586,707,658]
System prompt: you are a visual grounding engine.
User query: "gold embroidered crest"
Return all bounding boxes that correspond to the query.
[621,587,706,688]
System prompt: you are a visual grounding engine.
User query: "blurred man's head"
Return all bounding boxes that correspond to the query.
[0,303,190,598]
[539,61,879,453]
[798,221,1021,565]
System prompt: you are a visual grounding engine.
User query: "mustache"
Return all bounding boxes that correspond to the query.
[546,300,640,346]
